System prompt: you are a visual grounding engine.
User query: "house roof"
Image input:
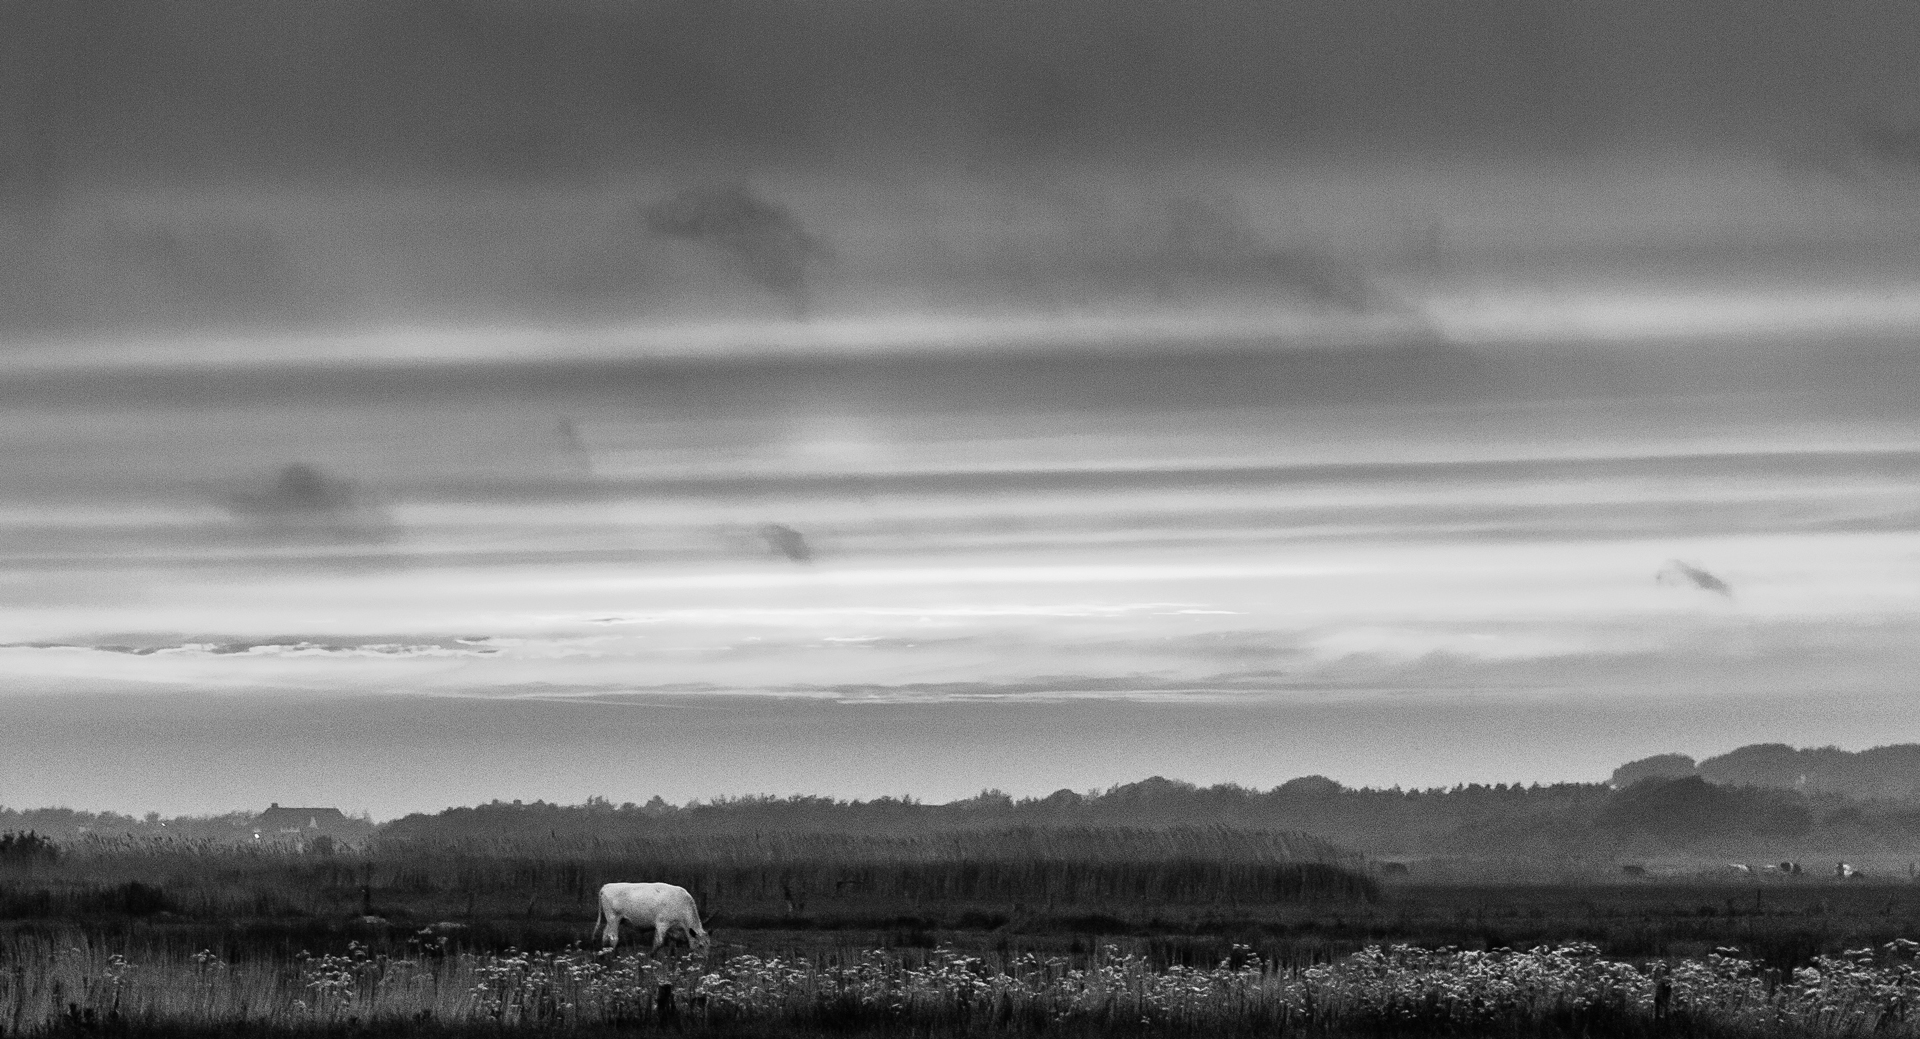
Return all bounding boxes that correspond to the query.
[256,804,349,827]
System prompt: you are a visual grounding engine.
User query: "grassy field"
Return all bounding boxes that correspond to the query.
[0,828,1372,961]
[4,830,1920,966]
[6,831,1920,1036]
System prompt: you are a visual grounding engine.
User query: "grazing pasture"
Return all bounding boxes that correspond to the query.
[6,828,1920,1036]
[4,828,1919,967]
[0,828,1375,958]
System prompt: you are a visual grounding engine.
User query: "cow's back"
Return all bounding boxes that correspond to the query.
[600,882,697,920]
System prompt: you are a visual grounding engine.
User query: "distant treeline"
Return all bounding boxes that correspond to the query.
[376,772,1920,861]
[0,808,353,847]
[13,746,1920,862]
[1614,745,1920,802]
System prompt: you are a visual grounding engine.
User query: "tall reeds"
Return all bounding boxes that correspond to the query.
[0,827,1376,935]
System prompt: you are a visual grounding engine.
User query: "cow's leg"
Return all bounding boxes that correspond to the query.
[602,912,621,951]
[652,918,669,953]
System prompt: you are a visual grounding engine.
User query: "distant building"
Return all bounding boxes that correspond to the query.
[252,803,364,848]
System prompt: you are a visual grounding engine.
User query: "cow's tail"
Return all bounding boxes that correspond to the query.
[589,905,606,948]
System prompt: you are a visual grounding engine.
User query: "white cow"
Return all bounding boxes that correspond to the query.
[591,882,710,955]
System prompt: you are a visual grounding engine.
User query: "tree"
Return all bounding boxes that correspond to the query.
[1608,753,1697,789]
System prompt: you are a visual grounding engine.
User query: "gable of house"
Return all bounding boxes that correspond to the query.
[254,803,350,832]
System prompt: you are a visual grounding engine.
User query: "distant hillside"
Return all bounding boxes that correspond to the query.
[370,774,1920,865]
[377,778,1389,845]
[1598,776,1812,840]
[1611,744,1920,801]
[0,806,372,847]
[15,757,1920,869]
[1702,745,1920,800]
[1609,753,1699,788]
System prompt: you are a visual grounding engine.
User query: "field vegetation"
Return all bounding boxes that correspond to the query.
[0,826,1370,955]
[10,764,1920,1035]
[5,818,1920,970]
[11,931,1920,1038]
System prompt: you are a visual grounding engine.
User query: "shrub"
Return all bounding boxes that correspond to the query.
[0,830,57,863]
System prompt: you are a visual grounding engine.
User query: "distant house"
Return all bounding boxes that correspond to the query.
[252,803,361,848]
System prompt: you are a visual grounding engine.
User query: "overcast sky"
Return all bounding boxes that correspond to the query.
[4,0,1920,818]
[6,312,1919,817]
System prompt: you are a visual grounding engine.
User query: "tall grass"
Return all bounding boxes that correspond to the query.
[11,830,1917,980]
[7,935,1920,1037]
[0,827,1374,935]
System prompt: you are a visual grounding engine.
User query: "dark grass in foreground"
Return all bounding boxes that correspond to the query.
[7,939,1920,1038]
[0,1017,1801,1039]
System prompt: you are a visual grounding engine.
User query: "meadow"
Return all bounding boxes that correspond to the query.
[7,828,1920,1036]
[0,828,1373,957]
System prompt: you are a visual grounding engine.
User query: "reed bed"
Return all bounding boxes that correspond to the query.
[8,934,1920,1037]
[0,827,1375,933]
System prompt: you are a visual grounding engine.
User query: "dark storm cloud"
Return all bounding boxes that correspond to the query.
[7,0,1919,336]
[645,185,831,316]
[758,524,813,563]
[7,0,1917,180]
[228,462,361,516]
[1658,560,1734,598]
[221,462,396,544]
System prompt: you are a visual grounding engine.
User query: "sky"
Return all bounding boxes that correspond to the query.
[5,309,1919,818]
[3,0,1920,819]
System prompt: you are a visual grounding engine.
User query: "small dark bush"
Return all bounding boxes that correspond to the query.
[1049,913,1130,933]
[0,830,58,863]
[955,910,1011,930]
[0,880,174,918]
[0,886,55,919]
[96,881,175,916]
